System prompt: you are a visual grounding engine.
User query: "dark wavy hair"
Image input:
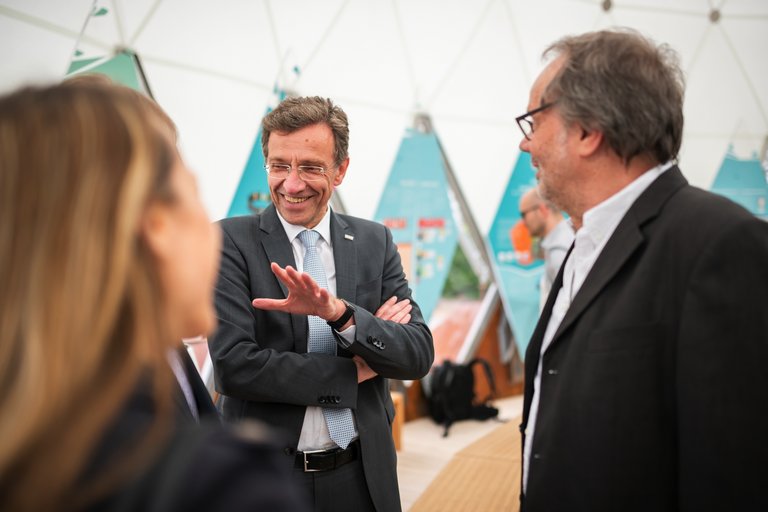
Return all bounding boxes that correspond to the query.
[543,28,685,165]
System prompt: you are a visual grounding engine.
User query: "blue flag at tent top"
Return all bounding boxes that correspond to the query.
[373,128,458,324]
[487,152,544,356]
[710,148,768,220]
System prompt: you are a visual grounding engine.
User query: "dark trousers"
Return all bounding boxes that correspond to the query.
[292,455,375,512]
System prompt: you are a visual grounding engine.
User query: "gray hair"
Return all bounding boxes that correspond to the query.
[261,96,349,167]
[543,28,685,165]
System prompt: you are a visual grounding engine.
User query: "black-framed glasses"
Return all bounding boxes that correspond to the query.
[515,102,556,140]
[264,163,329,181]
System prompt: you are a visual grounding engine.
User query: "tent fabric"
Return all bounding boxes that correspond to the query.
[1,0,766,232]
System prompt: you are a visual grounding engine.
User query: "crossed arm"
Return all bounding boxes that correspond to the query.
[252,262,412,383]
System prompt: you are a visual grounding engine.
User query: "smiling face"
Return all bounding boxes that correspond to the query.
[266,122,349,228]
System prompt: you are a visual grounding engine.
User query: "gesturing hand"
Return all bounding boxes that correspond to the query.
[251,262,340,320]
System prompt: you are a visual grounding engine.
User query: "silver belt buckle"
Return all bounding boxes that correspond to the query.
[302,448,326,472]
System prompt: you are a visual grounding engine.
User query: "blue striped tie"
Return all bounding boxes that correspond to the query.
[298,229,357,449]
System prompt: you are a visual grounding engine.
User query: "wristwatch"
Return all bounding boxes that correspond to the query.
[327,299,355,331]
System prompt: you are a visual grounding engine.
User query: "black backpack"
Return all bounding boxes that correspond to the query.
[427,358,499,437]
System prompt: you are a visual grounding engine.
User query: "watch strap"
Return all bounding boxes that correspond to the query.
[327,299,355,331]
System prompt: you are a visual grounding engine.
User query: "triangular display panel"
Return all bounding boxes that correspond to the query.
[486,152,543,356]
[373,128,459,324]
[710,148,768,220]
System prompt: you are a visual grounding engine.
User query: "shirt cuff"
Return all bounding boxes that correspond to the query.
[334,324,356,348]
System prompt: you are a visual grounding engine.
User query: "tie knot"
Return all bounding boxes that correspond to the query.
[298,229,321,249]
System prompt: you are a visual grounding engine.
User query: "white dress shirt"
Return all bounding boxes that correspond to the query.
[275,207,358,451]
[539,219,575,310]
[523,162,673,492]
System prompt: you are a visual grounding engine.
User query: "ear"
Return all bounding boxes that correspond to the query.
[141,202,175,262]
[576,127,603,158]
[333,157,350,186]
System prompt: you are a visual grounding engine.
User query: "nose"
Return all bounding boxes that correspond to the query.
[282,166,306,192]
[519,135,531,152]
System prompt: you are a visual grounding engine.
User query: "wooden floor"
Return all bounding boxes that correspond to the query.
[396,395,524,511]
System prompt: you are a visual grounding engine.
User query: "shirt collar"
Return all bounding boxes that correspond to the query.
[577,161,674,249]
[276,206,333,247]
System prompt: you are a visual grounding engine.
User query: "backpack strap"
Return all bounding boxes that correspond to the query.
[467,358,497,403]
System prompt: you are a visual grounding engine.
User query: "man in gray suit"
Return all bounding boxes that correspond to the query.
[209,96,434,511]
[517,29,768,511]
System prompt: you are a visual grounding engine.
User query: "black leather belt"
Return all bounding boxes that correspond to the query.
[294,439,360,472]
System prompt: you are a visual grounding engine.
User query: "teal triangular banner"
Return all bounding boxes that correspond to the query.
[227,121,271,217]
[66,56,100,74]
[227,89,289,218]
[710,149,768,220]
[487,152,543,356]
[66,52,142,92]
[373,129,458,323]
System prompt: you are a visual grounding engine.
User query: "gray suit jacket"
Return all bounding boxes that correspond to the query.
[209,205,434,512]
[521,166,768,511]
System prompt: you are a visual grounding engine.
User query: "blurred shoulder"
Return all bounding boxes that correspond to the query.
[104,420,309,512]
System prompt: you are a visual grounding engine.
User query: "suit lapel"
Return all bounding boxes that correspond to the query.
[523,245,572,422]
[258,205,307,352]
[331,211,356,302]
[259,205,296,295]
[330,212,356,358]
[549,166,688,349]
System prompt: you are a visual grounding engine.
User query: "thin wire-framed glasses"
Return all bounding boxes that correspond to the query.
[515,102,556,140]
[264,163,329,181]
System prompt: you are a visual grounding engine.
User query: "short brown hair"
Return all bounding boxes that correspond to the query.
[261,96,349,167]
[543,28,685,165]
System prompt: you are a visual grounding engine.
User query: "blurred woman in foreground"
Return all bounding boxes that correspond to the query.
[0,79,307,511]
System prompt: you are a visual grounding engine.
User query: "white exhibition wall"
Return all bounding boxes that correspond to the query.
[1,0,766,233]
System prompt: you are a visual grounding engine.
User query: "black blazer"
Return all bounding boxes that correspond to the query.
[521,167,768,512]
[85,385,308,512]
[209,205,434,512]
[173,347,219,423]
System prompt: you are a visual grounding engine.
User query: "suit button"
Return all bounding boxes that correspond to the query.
[533,453,542,460]
[318,396,327,404]
[367,336,374,343]
[547,369,558,375]
[333,396,341,404]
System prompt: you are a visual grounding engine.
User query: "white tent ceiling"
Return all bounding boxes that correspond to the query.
[2,0,766,232]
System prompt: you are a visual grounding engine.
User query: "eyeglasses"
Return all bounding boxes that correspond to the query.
[264,163,329,181]
[519,205,539,218]
[515,102,556,140]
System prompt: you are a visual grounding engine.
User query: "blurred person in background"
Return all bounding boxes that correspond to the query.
[518,187,573,309]
[0,79,308,511]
